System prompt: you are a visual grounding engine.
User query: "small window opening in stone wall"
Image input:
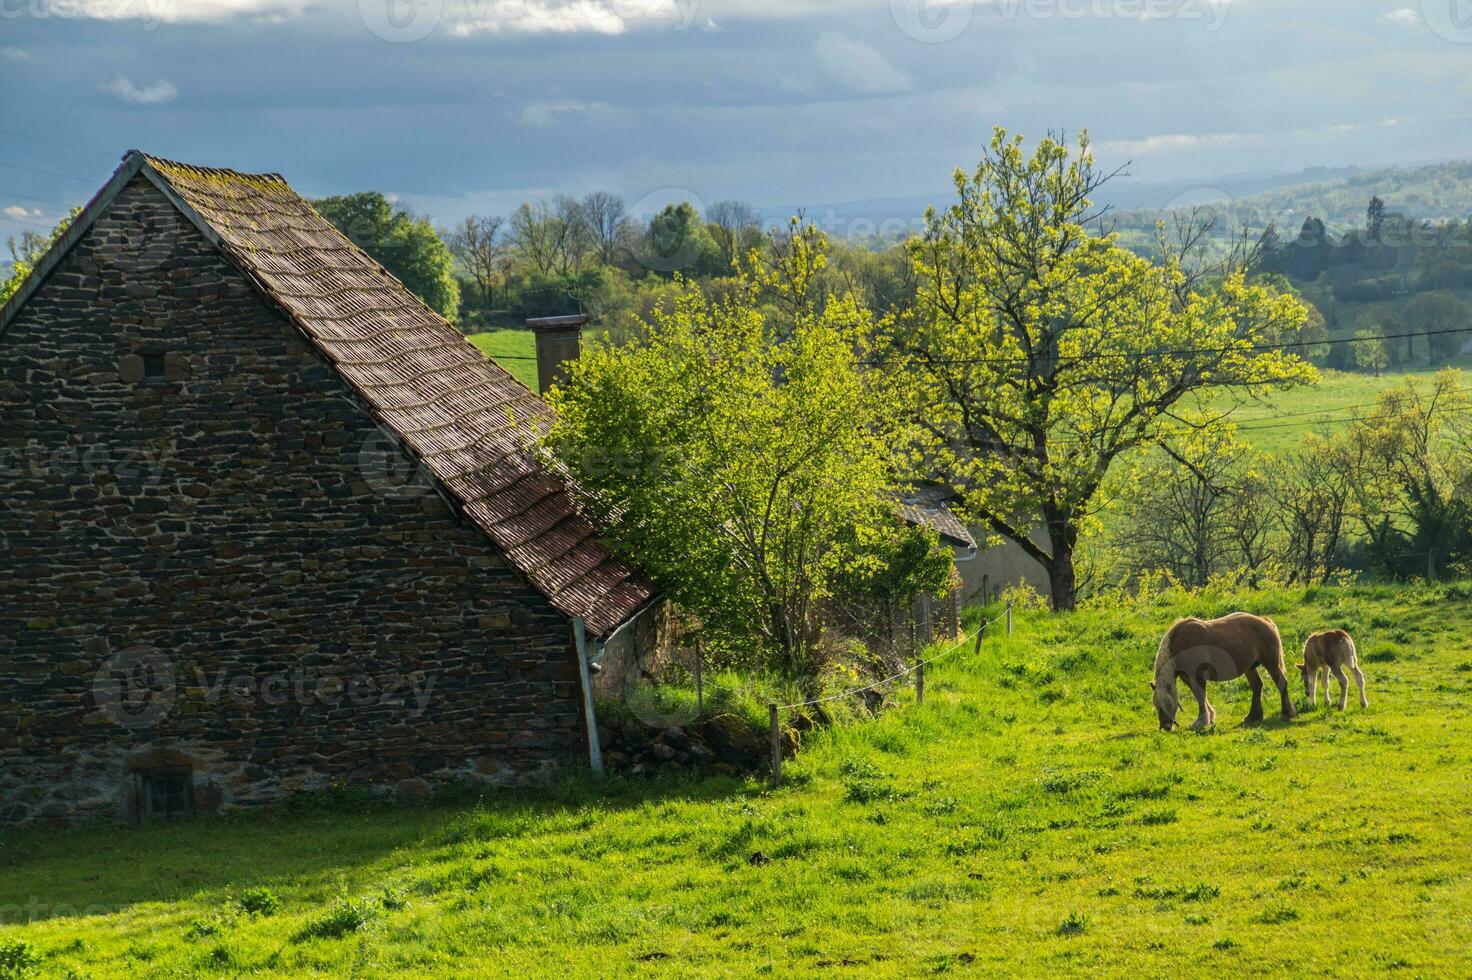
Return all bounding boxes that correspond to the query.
[136,769,193,821]
[142,352,167,382]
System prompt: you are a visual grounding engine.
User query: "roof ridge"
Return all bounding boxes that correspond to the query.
[129,149,288,185]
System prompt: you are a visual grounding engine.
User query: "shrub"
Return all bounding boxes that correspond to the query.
[1056,911,1088,936]
[0,939,41,979]
[236,887,280,917]
[294,893,381,942]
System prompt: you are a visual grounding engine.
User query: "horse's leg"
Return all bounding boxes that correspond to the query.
[1351,663,1368,708]
[1317,667,1329,707]
[1263,656,1296,719]
[1243,666,1265,724]
[1186,674,1212,731]
[1331,665,1349,710]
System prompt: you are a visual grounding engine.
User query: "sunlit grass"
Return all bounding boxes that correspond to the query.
[3,583,1470,975]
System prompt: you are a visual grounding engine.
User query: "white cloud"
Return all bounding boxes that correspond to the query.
[1380,8,1421,26]
[518,99,609,127]
[1,47,31,61]
[1096,131,1258,156]
[448,0,678,37]
[101,76,180,105]
[814,31,912,95]
[3,205,44,221]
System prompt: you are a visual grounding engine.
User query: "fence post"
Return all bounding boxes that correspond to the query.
[973,618,986,655]
[694,639,704,716]
[768,704,781,789]
[916,658,925,705]
[1006,602,1013,636]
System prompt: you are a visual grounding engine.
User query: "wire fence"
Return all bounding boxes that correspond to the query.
[767,603,1013,788]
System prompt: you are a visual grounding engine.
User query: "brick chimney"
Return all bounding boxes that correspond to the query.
[525,314,587,396]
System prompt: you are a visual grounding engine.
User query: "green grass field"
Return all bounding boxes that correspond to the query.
[466,329,539,392]
[5,583,1471,976]
[1207,365,1472,456]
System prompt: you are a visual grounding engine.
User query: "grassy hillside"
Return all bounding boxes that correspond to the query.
[467,329,539,392]
[4,584,1471,975]
[1207,365,1472,456]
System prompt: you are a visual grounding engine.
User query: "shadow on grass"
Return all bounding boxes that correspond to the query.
[0,770,755,924]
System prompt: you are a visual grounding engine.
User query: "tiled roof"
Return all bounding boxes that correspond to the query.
[134,152,652,636]
[895,495,976,551]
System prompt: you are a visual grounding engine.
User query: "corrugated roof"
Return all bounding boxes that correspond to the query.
[3,151,653,638]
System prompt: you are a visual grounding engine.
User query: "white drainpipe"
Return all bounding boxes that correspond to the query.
[573,617,605,776]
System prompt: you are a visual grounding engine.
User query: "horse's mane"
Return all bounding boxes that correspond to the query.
[1153,617,1199,682]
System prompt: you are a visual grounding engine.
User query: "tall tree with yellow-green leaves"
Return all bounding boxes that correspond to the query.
[543,225,948,676]
[892,129,1317,610]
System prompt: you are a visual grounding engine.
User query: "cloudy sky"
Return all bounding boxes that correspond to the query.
[2,0,1471,235]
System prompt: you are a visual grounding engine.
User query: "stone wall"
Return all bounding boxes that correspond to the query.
[0,177,590,825]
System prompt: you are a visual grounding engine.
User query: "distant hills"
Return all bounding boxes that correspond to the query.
[777,160,1472,241]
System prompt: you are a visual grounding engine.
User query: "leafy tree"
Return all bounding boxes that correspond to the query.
[1402,290,1468,364]
[1344,371,1472,580]
[1367,195,1386,243]
[894,129,1315,610]
[1271,432,1353,586]
[1352,329,1389,376]
[543,230,915,675]
[707,200,763,273]
[2,209,79,305]
[636,202,721,278]
[1107,431,1261,589]
[313,192,459,320]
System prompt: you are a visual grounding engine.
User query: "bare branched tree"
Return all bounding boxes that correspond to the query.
[578,191,631,266]
[446,215,506,311]
[708,200,762,272]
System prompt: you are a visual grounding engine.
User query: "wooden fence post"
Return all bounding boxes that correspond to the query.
[1006,602,1013,636]
[768,704,781,789]
[916,658,925,705]
[973,618,986,655]
[694,639,704,716]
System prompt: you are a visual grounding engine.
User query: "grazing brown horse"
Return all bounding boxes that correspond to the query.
[1151,612,1297,731]
[1299,629,1368,710]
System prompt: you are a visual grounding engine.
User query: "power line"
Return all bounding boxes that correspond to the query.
[873,325,1472,369]
[0,128,116,159]
[0,160,97,184]
[0,188,57,205]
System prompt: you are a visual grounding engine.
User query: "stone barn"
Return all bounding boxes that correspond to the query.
[0,151,658,825]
